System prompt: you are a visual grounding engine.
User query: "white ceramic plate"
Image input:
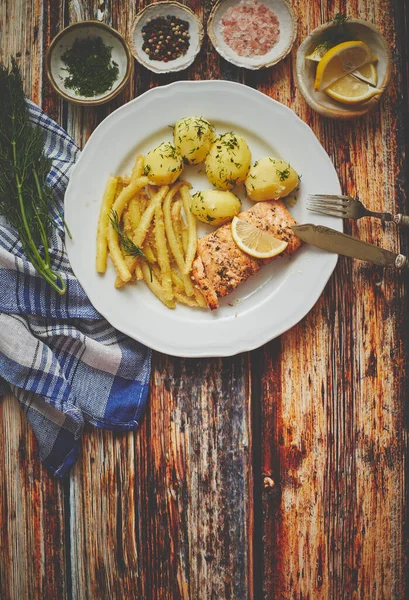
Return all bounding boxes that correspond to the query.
[65,80,342,357]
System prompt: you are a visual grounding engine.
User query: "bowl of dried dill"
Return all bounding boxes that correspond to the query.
[46,21,133,106]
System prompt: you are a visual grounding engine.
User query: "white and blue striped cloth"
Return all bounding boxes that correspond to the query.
[0,101,151,477]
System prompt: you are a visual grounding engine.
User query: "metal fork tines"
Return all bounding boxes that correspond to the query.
[307,194,401,224]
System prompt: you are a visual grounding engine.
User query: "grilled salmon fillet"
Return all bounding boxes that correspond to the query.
[191,200,301,310]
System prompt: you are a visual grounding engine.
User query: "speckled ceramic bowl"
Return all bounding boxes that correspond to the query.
[129,2,203,74]
[207,0,297,70]
[296,18,391,119]
[46,21,133,106]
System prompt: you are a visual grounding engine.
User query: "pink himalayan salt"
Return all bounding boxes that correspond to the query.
[220,0,280,57]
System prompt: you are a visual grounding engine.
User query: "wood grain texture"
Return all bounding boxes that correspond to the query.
[0,396,67,600]
[259,1,409,599]
[0,1,408,599]
[67,358,253,600]
[134,355,253,600]
[0,2,68,599]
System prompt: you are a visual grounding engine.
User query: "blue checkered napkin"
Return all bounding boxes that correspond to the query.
[0,101,151,477]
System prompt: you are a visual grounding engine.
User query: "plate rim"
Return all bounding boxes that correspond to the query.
[65,80,341,357]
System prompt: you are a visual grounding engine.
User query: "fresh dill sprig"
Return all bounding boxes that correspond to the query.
[315,12,351,53]
[0,58,68,294]
[314,40,331,54]
[332,12,349,27]
[110,210,152,280]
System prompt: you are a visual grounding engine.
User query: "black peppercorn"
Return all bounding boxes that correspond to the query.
[141,14,190,62]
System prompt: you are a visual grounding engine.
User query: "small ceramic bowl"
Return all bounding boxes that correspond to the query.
[207,0,297,70]
[129,2,204,74]
[296,18,391,119]
[46,21,133,106]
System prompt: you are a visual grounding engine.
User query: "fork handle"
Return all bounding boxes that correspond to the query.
[393,214,409,228]
[369,212,409,227]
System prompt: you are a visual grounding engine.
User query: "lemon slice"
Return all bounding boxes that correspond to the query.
[325,72,381,104]
[314,40,374,91]
[231,216,288,259]
[352,61,378,86]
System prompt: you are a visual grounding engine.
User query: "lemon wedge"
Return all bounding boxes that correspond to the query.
[314,40,374,91]
[352,61,378,86]
[307,44,377,66]
[231,216,288,259]
[324,73,381,104]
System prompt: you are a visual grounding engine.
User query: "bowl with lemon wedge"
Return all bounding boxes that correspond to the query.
[296,16,391,119]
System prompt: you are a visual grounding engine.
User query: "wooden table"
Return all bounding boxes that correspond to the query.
[1,1,408,598]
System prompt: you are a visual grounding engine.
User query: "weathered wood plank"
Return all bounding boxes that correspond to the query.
[0,0,43,102]
[42,0,65,122]
[62,2,254,599]
[260,1,409,598]
[0,396,67,600]
[0,2,68,599]
[134,355,253,600]
[68,427,144,599]
[68,355,253,600]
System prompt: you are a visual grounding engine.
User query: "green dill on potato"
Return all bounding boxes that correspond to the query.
[205,132,251,191]
[173,116,215,165]
[190,189,241,226]
[143,142,183,185]
[245,157,299,201]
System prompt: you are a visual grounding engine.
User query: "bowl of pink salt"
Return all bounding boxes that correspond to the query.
[207,0,296,69]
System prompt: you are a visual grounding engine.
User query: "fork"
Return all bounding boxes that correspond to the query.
[307,194,409,228]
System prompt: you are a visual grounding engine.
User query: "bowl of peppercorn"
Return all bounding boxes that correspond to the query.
[46,21,133,106]
[129,2,204,74]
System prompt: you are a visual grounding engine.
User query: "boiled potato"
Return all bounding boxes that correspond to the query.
[245,157,299,201]
[205,132,251,191]
[190,189,241,227]
[143,142,183,185]
[173,116,215,165]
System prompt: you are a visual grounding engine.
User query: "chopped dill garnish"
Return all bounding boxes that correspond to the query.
[61,36,119,97]
[160,142,180,160]
[196,124,204,139]
[224,178,238,188]
[220,132,239,150]
[276,167,290,181]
